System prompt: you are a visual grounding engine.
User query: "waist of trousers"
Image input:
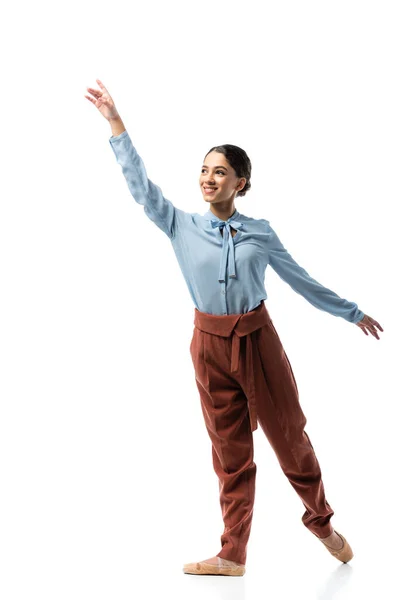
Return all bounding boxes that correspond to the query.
[193,301,271,342]
[192,301,272,432]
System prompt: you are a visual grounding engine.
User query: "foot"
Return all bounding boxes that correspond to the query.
[183,555,246,576]
[199,556,243,567]
[319,530,345,550]
[318,529,354,563]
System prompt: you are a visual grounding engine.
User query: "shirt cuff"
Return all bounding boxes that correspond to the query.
[109,130,128,142]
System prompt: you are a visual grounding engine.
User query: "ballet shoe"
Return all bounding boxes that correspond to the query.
[319,530,354,563]
[183,555,246,576]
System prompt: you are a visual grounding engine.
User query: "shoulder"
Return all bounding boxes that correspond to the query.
[174,208,211,231]
[252,216,274,237]
[238,213,272,232]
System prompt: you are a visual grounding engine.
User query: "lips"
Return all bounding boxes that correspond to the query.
[204,186,217,194]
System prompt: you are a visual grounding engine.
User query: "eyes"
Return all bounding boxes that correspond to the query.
[201,168,225,175]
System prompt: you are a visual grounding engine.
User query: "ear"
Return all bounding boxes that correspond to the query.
[237,177,247,191]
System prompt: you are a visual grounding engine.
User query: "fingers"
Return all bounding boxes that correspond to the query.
[370,319,384,332]
[356,315,383,340]
[95,79,111,97]
[360,325,378,339]
[84,94,105,108]
[365,315,383,339]
[86,79,110,100]
[361,318,380,340]
[370,327,380,340]
[86,87,102,99]
[96,78,107,91]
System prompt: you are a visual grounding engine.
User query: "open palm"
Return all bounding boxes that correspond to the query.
[85,79,119,121]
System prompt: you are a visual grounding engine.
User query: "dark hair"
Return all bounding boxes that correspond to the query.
[204,144,252,197]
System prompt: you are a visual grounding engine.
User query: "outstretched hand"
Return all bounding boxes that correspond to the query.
[355,314,383,340]
[84,79,119,121]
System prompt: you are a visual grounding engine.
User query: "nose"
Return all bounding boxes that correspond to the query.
[200,171,216,186]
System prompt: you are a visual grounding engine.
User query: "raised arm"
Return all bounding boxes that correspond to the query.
[85,79,177,239]
[109,128,177,239]
[264,220,365,324]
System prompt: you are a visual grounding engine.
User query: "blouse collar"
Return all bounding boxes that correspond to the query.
[203,208,240,222]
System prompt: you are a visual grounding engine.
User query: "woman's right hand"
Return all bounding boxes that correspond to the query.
[85,79,120,121]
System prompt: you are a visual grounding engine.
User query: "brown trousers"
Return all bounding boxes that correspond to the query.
[190,301,334,566]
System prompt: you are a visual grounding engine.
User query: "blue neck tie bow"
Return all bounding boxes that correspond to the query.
[211,218,244,282]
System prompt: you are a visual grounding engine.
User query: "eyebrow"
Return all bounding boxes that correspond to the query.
[202,165,228,171]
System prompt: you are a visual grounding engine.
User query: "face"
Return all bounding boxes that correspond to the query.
[199,151,246,205]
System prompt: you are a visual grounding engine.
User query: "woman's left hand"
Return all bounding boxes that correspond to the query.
[355,314,384,340]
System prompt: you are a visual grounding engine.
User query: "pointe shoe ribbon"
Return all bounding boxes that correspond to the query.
[183,556,246,576]
[320,530,354,563]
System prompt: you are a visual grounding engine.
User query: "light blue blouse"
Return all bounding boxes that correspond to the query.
[109,130,364,323]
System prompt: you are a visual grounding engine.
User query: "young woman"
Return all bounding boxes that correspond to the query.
[85,79,383,577]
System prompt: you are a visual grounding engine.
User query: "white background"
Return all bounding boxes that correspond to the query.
[0,1,398,598]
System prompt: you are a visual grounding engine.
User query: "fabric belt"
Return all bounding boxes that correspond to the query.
[193,301,271,432]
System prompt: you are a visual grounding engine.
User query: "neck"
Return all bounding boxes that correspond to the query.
[208,204,237,221]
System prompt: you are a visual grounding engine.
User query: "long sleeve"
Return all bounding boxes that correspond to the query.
[264,220,364,323]
[109,130,177,239]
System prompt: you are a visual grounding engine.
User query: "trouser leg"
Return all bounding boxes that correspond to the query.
[190,328,256,566]
[242,321,334,539]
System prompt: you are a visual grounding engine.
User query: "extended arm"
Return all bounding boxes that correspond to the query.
[109,128,178,239]
[264,220,364,323]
